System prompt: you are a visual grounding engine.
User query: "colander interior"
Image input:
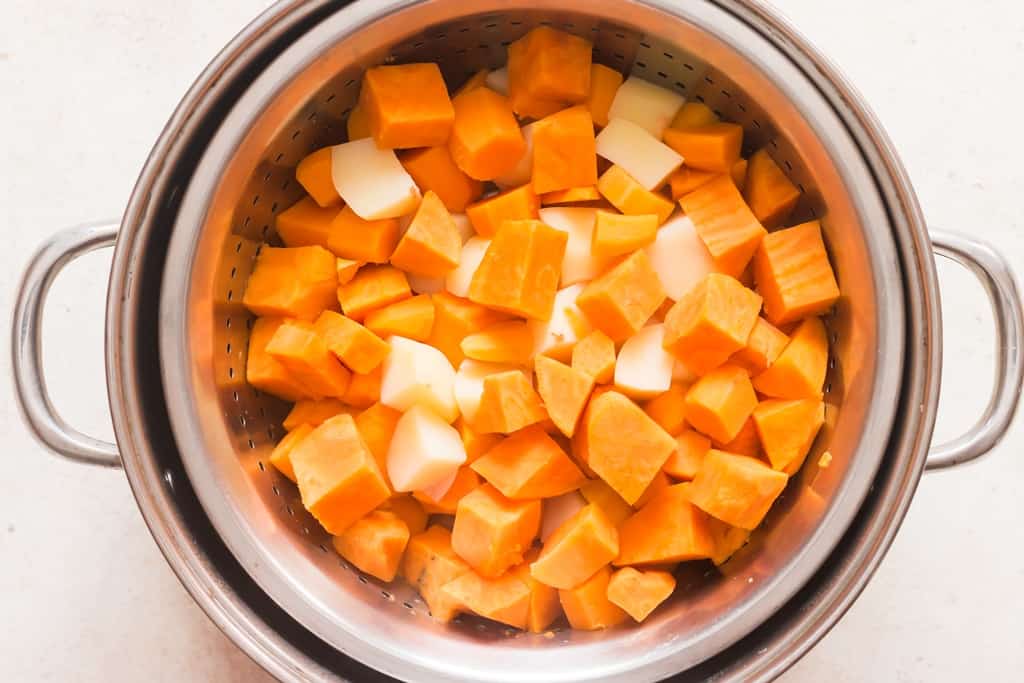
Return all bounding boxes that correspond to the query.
[161,1,905,680]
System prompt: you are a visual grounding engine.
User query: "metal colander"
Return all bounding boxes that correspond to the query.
[13,1,1023,682]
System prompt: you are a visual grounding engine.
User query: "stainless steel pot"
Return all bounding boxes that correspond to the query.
[11,1,1024,681]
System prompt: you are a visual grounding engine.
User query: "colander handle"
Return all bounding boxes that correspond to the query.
[926,230,1024,470]
[12,222,122,468]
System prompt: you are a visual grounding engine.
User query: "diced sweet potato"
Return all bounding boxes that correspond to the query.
[578,479,633,526]
[474,370,548,434]
[586,64,624,128]
[662,428,711,480]
[596,165,675,225]
[707,517,752,566]
[558,565,628,630]
[615,483,715,564]
[456,68,490,97]
[269,423,312,482]
[326,206,400,264]
[662,123,743,173]
[314,310,389,374]
[592,211,658,260]
[752,317,828,399]
[295,147,342,208]
[402,526,473,622]
[730,317,789,375]
[531,504,618,590]
[642,382,689,436]
[683,364,758,444]
[541,186,602,205]
[283,398,349,431]
[714,416,762,459]
[266,320,351,399]
[679,174,767,277]
[634,470,672,508]
[360,63,454,149]
[743,148,800,228]
[531,106,598,194]
[276,197,339,248]
[512,548,562,632]
[465,184,540,238]
[468,219,568,320]
[667,166,718,199]
[337,264,411,321]
[571,330,616,384]
[577,250,666,342]
[290,414,391,534]
[662,273,762,375]
[507,26,592,118]
[400,145,483,213]
[243,246,338,321]
[382,494,429,536]
[429,292,512,366]
[471,425,585,499]
[670,102,719,129]
[732,158,748,191]
[390,191,463,278]
[441,568,532,629]
[753,220,840,326]
[688,450,788,529]
[354,402,402,482]
[364,294,435,343]
[347,103,370,140]
[449,87,527,181]
[583,391,677,505]
[451,484,541,578]
[246,317,311,401]
[752,399,825,474]
[332,510,410,582]
[343,366,382,409]
[456,418,504,464]
[534,355,595,438]
[461,321,536,366]
[606,567,675,622]
[335,258,361,286]
[414,466,482,514]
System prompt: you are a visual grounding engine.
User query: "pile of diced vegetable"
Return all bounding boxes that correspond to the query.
[242,25,840,632]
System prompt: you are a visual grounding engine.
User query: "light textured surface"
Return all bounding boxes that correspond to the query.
[1,1,1022,681]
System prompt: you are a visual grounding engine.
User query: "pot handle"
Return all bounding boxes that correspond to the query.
[12,222,122,468]
[926,230,1024,470]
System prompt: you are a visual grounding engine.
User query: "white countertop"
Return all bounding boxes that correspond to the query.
[2,1,1022,680]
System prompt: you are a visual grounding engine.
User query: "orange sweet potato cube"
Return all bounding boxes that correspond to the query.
[531,106,598,194]
[449,87,526,181]
[729,317,789,375]
[471,424,585,499]
[242,246,338,321]
[507,26,592,119]
[465,184,540,238]
[615,483,716,564]
[451,484,541,578]
[283,398,349,431]
[578,479,633,526]
[670,102,720,129]
[662,273,762,375]
[592,211,659,260]
[753,220,840,326]
[364,294,435,342]
[246,317,312,401]
[531,504,618,590]
[473,370,548,434]
[381,494,429,537]
[337,265,411,320]
[662,123,744,173]
[331,509,410,582]
[642,382,690,436]
[707,517,752,566]
[295,147,342,208]
[597,165,675,225]
[461,320,536,366]
[584,391,677,505]
[413,466,482,515]
[534,355,595,438]
[558,565,628,630]
[354,402,402,483]
[313,310,389,374]
[752,317,828,399]
[268,423,312,482]
[678,174,767,277]
[662,428,711,480]
[456,418,505,464]
[687,449,788,529]
[752,399,825,474]
[634,470,672,509]
[455,68,490,97]
[513,548,562,632]
[586,63,623,128]
[714,416,762,459]
[571,330,616,384]
[276,196,340,248]
[743,148,801,228]
[577,250,666,342]
[402,525,472,622]
[468,219,568,320]
[335,258,361,286]
[441,568,532,629]
[606,567,676,623]
[360,63,454,149]
[429,292,512,366]
[667,166,718,199]
[326,205,400,264]
[290,414,391,534]
[541,185,602,205]
[342,366,382,408]
[400,145,483,213]
[390,191,462,278]
[265,320,351,399]
[346,102,371,140]
[683,364,758,444]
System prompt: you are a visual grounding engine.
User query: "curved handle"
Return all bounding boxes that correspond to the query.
[12,222,122,468]
[926,230,1024,470]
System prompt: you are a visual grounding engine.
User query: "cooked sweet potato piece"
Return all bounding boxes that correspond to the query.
[753,220,840,326]
[531,504,618,590]
[586,64,624,128]
[662,428,711,481]
[743,148,800,228]
[730,317,789,375]
[414,466,482,515]
[534,355,595,438]
[283,398,349,431]
[337,265,411,321]
[276,196,339,248]
[361,63,454,149]
[531,106,598,194]
[642,382,690,436]
[683,364,758,444]
[364,294,435,342]
[687,450,788,529]
[615,483,715,564]
[449,87,527,181]
[326,206,401,264]
[400,145,483,213]
[382,494,429,536]
[465,184,540,238]
[353,402,402,483]
[314,310,389,374]
[571,330,616,384]
[461,321,536,366]
[596,165,675,225]
[577,250,666,342]
[451,484,541,578]
[390,191,463,278]
[429,292,512,366]
[474,370,548,435]
[507,26,592,118]
[472,425,585,500]
[752,317,828,399]
[295,147,342,208]
[265,320,351,399]
[606,567,676,622]
[662,123,743,173]
[243,245,338,321]
[246,317,312,401]
[268,423,312,482]
[441,568,532,629]
[402,526,473,622]
[332,510,409,581]
[558,565,628,630]
[678,174,767,277]
[752,399,825,474]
